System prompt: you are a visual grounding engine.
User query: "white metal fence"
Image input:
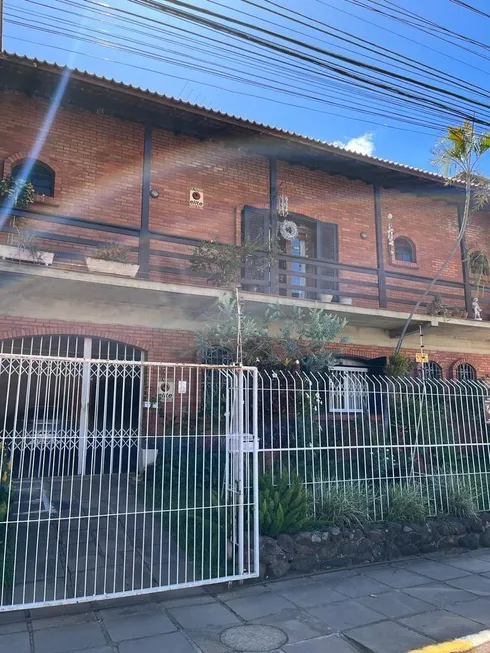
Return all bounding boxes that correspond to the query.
[256,369,490,520]
[0,354,259,610]
[3,353,489,610]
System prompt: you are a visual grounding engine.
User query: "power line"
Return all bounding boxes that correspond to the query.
[5,32,440,136]
[7,0,490,137]
[7,0,462,130]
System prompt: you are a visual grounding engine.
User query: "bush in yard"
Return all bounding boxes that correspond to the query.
[259,472,308,537]
[314,484,370,527]
[386,483,429,522]
[439,479,479,518]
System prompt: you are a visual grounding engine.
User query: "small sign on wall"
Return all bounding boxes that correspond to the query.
[189,188,204,207]
[159,381,175,402]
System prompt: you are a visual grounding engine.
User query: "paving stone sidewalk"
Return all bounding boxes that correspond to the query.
[4,548,490,653]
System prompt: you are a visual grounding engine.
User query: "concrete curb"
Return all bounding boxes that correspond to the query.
[407,630,490,653]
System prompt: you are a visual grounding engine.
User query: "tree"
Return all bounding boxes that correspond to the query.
[195,295,348,371]
[395,120,490,354]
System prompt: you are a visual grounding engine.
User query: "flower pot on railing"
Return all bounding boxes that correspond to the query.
[318,293,333,303]
[85,257,139,278]
[0,243,54,266]
[86,242,139,277]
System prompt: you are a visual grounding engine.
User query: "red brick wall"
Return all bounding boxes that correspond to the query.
[339,344,486,378]
[0,93,144,228]
[465,209,490,315]
[0,91,470,312]
[381,190,464,311]
[150,129,269,241]
[277,161,378,308]
[148,129,269,283]
[0,316,195,363]
[0,315,486,379]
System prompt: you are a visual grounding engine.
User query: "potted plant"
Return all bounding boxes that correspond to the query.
[189,236,278,288]
[0,175,53,265]
[86,242,139,277]
[317,292,333,303]
[0,229,55,266]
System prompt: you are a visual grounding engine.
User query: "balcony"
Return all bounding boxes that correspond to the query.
[1,205,488,343]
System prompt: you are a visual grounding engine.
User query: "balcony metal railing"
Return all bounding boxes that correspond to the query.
[2,205,473,315]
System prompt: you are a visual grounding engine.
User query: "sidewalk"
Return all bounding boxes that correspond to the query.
[4,548,490,653]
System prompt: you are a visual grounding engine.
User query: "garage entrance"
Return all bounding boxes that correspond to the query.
[0,336,143,477]
[0,345,259,610]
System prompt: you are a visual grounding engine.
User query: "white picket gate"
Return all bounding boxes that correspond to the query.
[0,350,259,610]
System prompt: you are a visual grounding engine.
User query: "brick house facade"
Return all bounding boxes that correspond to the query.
[1,53,489,380]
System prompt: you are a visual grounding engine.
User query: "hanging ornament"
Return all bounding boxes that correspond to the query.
[387,213,395,257]
[277,193,289,218]
[280,219,299,241]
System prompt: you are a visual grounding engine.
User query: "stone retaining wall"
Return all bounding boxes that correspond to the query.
[259,513,490,578]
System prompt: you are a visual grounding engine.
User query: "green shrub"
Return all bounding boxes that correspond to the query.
[386,352,415,377]
[441,479,479,518]
[386,483,429,522]
[315,484,370,527]
[259,473,308,537]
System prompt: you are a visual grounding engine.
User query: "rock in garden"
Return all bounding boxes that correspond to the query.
[294,543,318,557]
[399,543,419,556]
[290,557,317,573]
[438,535,459,550]
[480,527,490,547]
[459,533,480,550]
[259,536,286,564]
[319,541,340,559]
[467,517,484,534]
[277,533,295,557]
[384,543,401,560]
[367,531,384,544]
[266,559,290,579]
[329,527,342,540]
[357,537,375,554]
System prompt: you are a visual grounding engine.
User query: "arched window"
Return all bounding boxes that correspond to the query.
[202,346,234,365]
[456,363,477,381]
[394,237,415,263]
[11,160,55,197]
[425,361,442,380]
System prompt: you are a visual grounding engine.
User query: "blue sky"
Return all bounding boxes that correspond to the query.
[4,0,490,171]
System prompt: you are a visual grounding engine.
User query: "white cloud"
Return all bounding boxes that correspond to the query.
[333,133,375,156]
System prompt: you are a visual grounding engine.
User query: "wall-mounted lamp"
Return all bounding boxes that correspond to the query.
[360,232,368,239]
[149,188,160,199]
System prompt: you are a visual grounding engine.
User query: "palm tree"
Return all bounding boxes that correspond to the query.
[394,120,490,355]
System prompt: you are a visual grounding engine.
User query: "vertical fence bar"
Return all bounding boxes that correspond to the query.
[77,338,92,476]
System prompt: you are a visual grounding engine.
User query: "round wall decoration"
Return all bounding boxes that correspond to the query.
[279,219,298,241]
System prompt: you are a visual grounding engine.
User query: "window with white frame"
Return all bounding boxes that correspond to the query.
[329,365,368,413]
